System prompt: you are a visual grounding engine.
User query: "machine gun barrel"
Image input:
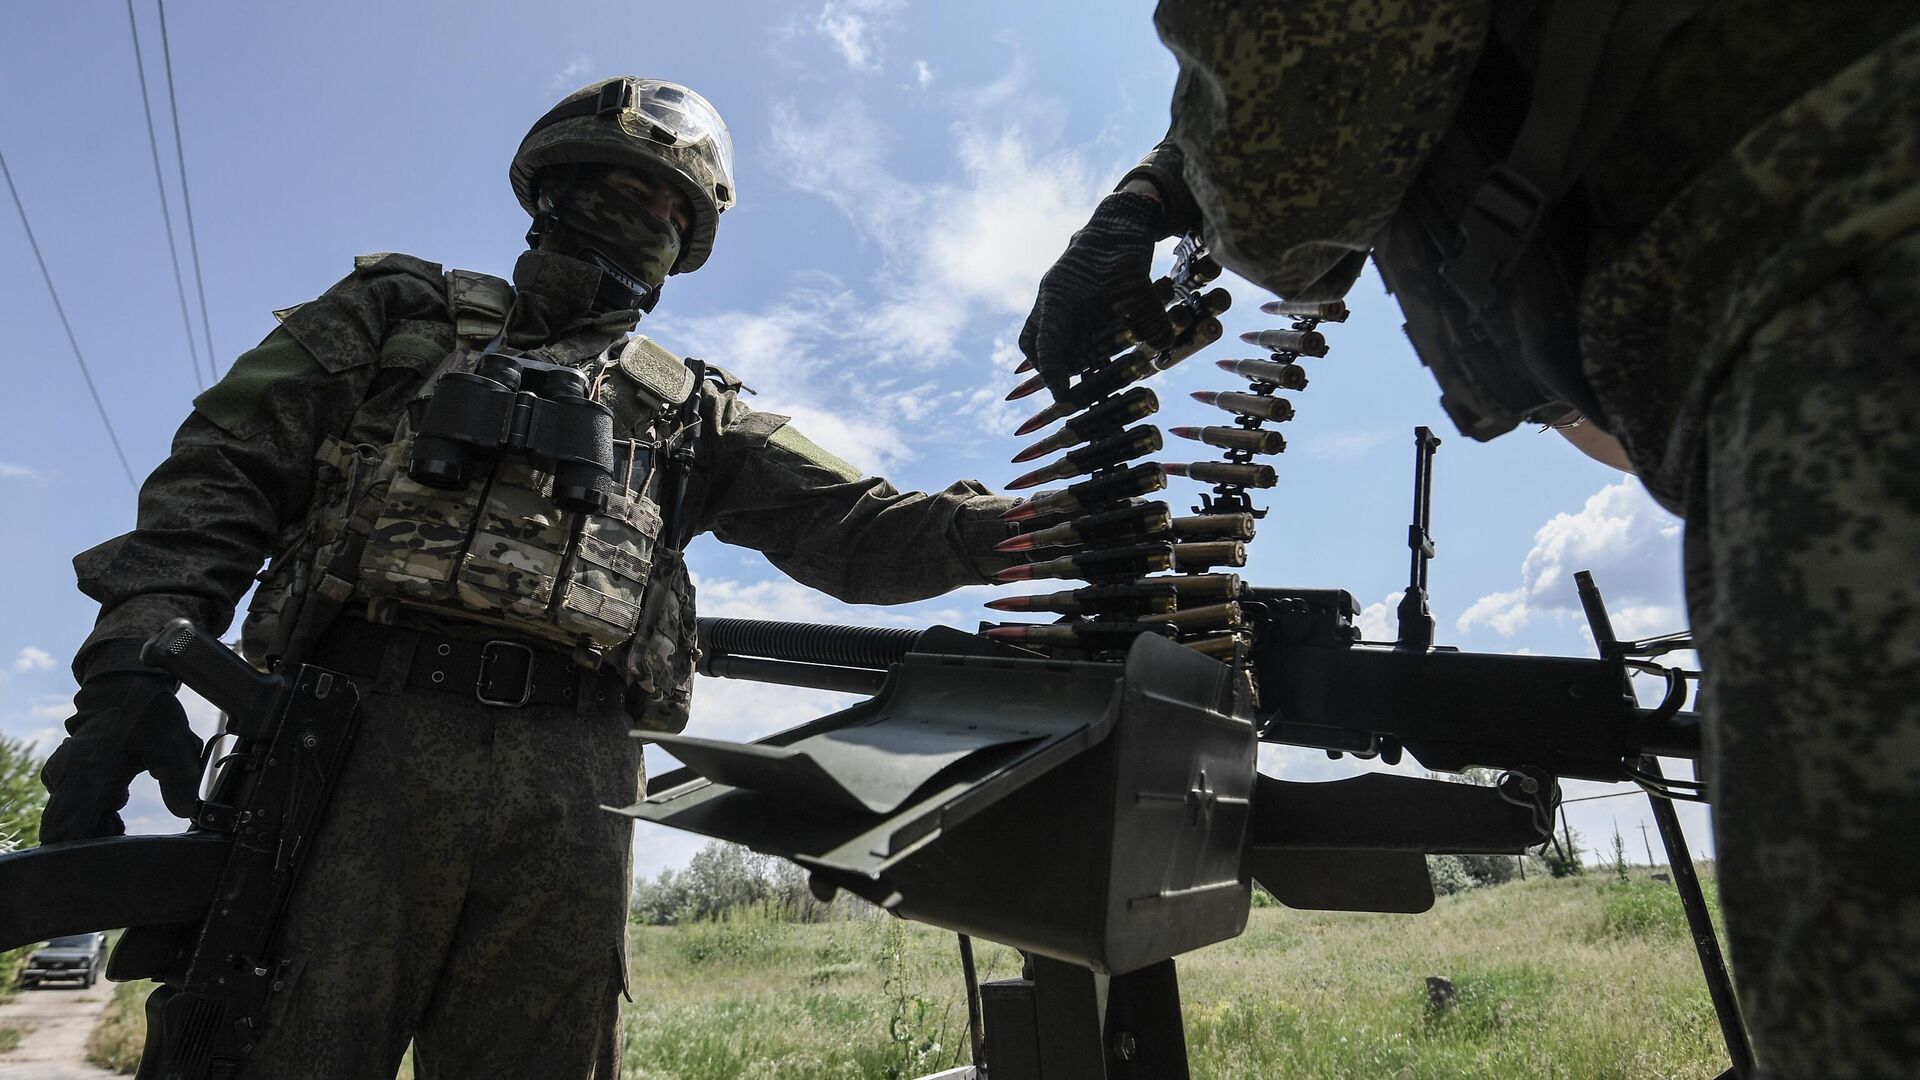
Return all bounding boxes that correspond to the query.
[694,618,926,693]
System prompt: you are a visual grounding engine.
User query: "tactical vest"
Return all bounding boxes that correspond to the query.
[1372,0,1698,441]
[274,267,707,684]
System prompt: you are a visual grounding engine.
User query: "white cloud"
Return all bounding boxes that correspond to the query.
[1458,478,1685,638]
[1354,591,1405,643]
[815,0,904,73]
[12,647,53,673]
[29,694,73,722]
[0,462,34,480]
[549,56,593,92]
[913,59,933,89]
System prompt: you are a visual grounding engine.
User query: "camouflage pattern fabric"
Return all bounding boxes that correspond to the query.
[66,243,1020,1073]
[237,658,641,1080]
[1685,226,1920,1077]
[1143,2,1920,1075]
[546,167,684,292]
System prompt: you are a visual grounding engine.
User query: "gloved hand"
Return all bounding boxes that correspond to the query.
[39,672,204,843]
[1018,190,1177,396]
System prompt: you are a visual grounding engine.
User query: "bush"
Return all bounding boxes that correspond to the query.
[1426,855,1473,897]
[0,733,48,1002]
[87,980,153,1074]
[633,841,869,926]
[1598,877,1719,942]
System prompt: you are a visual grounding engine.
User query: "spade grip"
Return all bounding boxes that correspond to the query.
[140,619,284,735]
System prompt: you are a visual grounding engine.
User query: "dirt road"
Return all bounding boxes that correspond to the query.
[0,985,118,1079]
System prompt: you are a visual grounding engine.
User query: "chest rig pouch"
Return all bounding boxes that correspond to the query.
[352,334,697,653]
[1371,0,1697,440]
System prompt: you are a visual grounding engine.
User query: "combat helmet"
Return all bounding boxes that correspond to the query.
[512,77,736,274]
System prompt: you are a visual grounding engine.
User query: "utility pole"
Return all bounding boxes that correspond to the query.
[1560,806,1577,867]
[1639,821,1657,867]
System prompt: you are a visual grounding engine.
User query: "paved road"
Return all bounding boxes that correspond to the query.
[0,984,119,1079]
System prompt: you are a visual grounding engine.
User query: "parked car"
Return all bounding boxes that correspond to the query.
[18,933,108,989]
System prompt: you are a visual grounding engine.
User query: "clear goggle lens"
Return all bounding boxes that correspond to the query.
[630,81,735,200]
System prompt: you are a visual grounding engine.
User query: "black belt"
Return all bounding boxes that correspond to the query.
[309,619,618,709]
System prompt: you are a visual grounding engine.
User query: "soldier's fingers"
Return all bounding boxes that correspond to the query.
[1112,287,1178,350]
[1031,302,1086,394]
[38,781,115,844]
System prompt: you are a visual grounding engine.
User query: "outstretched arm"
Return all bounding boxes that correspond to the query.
[685,386,1020,605]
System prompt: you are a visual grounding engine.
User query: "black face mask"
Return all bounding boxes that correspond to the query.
[531,171,684,313]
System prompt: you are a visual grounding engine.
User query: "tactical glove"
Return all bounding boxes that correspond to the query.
[40,671,204,843]
[1018,191,1177,396]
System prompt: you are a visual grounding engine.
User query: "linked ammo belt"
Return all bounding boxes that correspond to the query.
[309,619,618,709]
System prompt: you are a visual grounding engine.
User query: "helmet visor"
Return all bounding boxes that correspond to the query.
[631,81,735,208]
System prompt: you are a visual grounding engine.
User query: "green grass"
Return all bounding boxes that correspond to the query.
[86,980,152,1073]
[86,872,1729,1078]
[621,874,1728,1080]
[0,1022,29,1052]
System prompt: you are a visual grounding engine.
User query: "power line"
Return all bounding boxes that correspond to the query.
[126,0,205,391]
[1,152,138,489]
[156,0,219,382]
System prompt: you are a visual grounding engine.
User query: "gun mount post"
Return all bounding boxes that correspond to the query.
[978,955,1189,1080]
[1576,571,1753,1079]
[1395,426,1442,651]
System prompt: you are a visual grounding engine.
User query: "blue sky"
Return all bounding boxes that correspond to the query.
[1,0,1707,879]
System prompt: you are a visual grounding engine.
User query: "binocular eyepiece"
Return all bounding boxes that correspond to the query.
[409,352,617,514]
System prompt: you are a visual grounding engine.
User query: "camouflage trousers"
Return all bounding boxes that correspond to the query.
[1683,228,1920,1078]
[217,642,643,1079]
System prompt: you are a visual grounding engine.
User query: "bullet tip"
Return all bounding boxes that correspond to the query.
[1013,411,1055,437]
[992,565,1038,583]
[993,534,1039,553]
[982,626,1029,640]
[1001,503,1039,522]
[983,597,1028,612]
[1237,330,1263,345]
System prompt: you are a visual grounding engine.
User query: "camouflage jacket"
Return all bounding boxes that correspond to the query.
[1142,0,1920,512]
[73,249,1018,729]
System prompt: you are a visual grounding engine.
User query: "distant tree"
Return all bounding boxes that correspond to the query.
[1426,855,1473,896]
[1541,830,1587,878]
[0,733,47,852]
[1611,824,1632,883]
[631,840,872,925]
[1455,853,1519,888]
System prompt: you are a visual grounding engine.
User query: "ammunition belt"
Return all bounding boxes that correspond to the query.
[311,617,621,710]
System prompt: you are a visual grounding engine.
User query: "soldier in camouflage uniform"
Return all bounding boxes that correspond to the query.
[1023,3,1920,1076]
[40,77,1021,1079]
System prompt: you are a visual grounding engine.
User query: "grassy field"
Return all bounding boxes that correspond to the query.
[88,872,1730,1078]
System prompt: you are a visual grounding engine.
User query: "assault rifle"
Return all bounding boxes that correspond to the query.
[0,621,365,1080]
[623,431,1752,1080]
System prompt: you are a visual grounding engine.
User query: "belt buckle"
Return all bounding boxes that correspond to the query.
[475,640,536,708]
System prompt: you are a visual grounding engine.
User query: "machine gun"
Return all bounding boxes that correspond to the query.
[0,621,365,1080]
[622,428,1752,1080]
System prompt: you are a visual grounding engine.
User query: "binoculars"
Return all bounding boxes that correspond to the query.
[409,351,617,514]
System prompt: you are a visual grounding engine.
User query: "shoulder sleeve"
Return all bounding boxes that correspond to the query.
[1156,0,1490,297]
[72,260,449,676]
[679,384,1021,605]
